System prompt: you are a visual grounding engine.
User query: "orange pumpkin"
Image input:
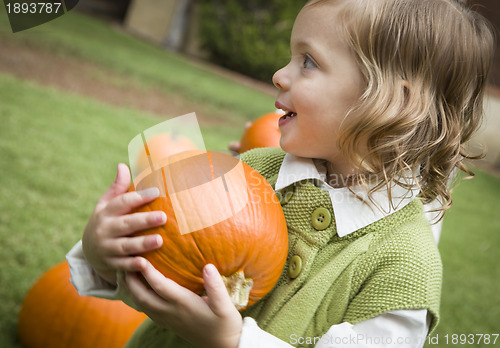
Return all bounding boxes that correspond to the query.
[133,132,198,184]
[18,261,147,348]
[239,111,284,153]
[131,150,288,310]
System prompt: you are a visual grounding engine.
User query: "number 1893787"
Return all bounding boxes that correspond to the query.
[5,2,63,14]
[442,334,498,345]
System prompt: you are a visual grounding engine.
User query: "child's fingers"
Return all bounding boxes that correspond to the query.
[104,234,163,256]
[106,187,161,216]
[138,260,187,305]
[98,163,131,206]
[202,264,237,317]
[126,269,171,313]
[228,141,241,153]
[108,210,166,237]
[108,255,151,273]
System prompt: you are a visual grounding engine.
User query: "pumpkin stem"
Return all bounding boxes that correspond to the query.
[221,270,253,310]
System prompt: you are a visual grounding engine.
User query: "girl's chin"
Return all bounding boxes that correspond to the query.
[280,138,320,159]
[279,138,302,156]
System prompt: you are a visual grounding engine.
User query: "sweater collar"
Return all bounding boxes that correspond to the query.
[275,154,420,237]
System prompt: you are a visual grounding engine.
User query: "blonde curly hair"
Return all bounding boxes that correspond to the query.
[329,0,496,216]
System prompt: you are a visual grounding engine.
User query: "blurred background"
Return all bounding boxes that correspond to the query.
[0,1,499,347]
[60,0,500,170]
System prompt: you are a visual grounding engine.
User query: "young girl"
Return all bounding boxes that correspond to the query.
[66,0,495,347]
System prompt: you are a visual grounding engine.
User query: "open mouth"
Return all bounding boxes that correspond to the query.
[281,111,297,120]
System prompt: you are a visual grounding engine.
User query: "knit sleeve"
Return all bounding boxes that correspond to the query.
[239,147,286,180]
[343,207,442,335]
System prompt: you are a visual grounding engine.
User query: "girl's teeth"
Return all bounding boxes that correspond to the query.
[285,112,297,119]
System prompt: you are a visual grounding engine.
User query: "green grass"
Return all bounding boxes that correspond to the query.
[425,172,500,347]
[1,7,499,348]
[0,5,275,119]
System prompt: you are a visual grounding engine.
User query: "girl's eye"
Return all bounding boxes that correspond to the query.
[302,55,318,69]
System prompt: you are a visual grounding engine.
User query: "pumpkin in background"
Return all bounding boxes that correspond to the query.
[18,261,146,348]
[134,132,198,182]
[238,111,284,153]
[131,150,288,310]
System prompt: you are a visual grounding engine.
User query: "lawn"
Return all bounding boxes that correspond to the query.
[428,171,500,347]
[0,3,274,119]
[1,6,499,348]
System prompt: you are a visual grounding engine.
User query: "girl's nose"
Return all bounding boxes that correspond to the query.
[273,65,290,90]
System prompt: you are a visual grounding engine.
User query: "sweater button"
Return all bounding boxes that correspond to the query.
[288,255,303,279]
[311,207,332,231]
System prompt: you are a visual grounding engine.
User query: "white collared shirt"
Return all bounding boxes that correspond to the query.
[275,154,420,237]
[66,153,441,348]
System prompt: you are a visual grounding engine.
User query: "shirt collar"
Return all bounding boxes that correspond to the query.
[275,154,420,237]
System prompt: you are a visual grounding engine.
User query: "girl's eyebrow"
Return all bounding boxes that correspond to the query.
[293,40,314,52]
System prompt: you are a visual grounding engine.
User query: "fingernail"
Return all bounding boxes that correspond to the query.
[155,234,163,246]
[204,264,218,276]
[137,187,160,197]
[146,234,162,248]
[157,211,167,223]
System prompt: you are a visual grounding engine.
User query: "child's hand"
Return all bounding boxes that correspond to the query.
[126,261,242,348]
[82,163,167,285]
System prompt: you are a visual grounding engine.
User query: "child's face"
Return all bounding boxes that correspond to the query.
[273,1,365,173]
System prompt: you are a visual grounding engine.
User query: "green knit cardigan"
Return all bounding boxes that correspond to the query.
[126,147,442,348]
